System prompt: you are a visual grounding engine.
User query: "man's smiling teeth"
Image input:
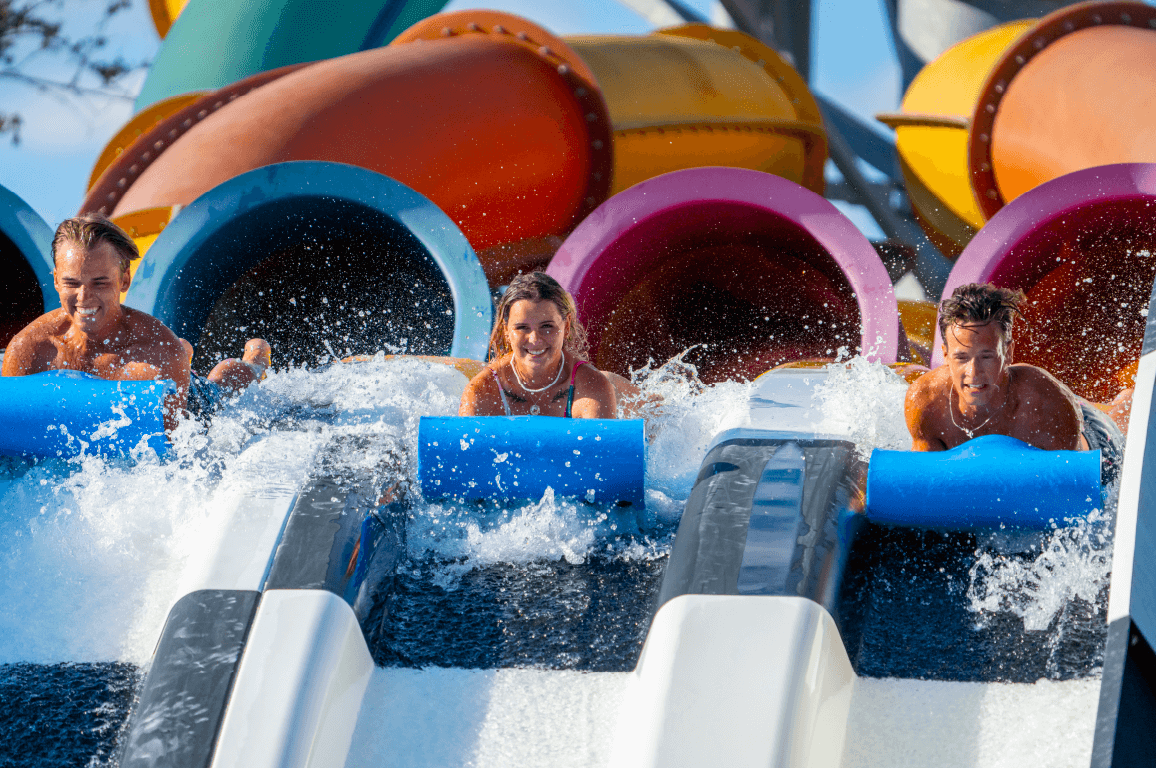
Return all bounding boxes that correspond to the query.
[77,308,98,316]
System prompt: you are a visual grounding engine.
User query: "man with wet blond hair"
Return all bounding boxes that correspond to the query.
[3,214,191,430]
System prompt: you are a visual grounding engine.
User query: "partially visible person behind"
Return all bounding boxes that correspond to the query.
[181,337,272,419]
[460,271,617,418]
[2,214,190,431]
[905,284,1121,473]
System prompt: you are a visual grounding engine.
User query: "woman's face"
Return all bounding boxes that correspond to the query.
[506,298,568,375]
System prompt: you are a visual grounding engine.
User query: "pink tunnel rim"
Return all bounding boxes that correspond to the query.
[933,163,1156,367]
[546,166,899,366]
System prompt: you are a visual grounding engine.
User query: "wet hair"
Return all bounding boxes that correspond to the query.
[52,213,140,276]
[938,282,1025,346]
[489,271,591,361]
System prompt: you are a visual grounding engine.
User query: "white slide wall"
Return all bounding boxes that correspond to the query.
[609,594,855,768]
[211,589,375,768]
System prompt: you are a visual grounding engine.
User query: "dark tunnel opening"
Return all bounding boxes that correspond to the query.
[0,231,45,349]
[991,202,1156,403]
[189,201,456,372]
[587,205,861,384]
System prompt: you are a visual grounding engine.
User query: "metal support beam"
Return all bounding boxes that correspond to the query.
[824,121,951,297]
[719,0,811,80]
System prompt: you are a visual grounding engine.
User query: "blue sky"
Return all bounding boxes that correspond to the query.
[0,0,900,232]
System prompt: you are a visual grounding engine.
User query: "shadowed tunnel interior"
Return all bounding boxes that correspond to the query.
[580,203,861,384]
[989,200,1156,403]
[188,199,455,372]
[0,231,44,349]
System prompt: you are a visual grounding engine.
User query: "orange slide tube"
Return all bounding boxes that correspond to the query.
[83,11,826,287]
[882,1,1156,254]
[82,12,613,287]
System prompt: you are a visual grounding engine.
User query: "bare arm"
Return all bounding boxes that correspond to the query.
[1,331,40,376]
[905,376,946,451]
[459,367,504,417]
[571,366,618,419]
[116,323,191,433]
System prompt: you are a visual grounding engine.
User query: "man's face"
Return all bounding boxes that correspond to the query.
[942,321,1011,410]
[53,240,130,338]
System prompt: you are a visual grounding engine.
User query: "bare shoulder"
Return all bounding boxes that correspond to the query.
[460,363,502,416]
[1,311,68,376]
[1011,363,1072,396]
[466,364,500,394]
[904,365,948,450]
[1009,364,1081,449]
[576,362,615,394]
[1011,364,1082,416]
[905,365,946,410]
[572,363,617,419]
[124,308,180,346]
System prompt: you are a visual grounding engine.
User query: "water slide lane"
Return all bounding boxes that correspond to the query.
[123,161,492,369]
[1091,251,1156,764]
[547,166,899,384]
[933,163,1156,403]
[0,182,56,349]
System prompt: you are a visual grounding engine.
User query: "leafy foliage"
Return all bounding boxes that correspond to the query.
[0,0,145,144]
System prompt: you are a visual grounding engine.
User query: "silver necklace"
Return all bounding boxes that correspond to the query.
[510,352,565,415]
[949,384,1006,439]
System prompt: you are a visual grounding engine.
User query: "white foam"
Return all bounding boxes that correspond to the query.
[0,358,467,665]
[813,356,913,459]
[345,668,629,768]
[841,676,1101,768]
[0,355,731,664]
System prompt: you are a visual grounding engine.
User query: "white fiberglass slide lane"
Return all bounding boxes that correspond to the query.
[174,490,298,593]
[344,668,629,767]
[211,590,374,768]
[840,677,1100,768]
[1106,350,1156,626]
[609,594,855,768]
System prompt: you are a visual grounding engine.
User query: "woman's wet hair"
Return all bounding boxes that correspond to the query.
[52,213,140,276]
[489,271,591,361]
[938,282,1026,345]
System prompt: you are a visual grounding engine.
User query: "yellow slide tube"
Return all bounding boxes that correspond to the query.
[566,24,826,195]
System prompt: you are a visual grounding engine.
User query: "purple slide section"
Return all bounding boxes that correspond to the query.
[932,163,1156,367]
[546,166,899,369]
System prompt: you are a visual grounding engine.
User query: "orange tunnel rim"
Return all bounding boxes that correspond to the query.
[968,0,1156,220]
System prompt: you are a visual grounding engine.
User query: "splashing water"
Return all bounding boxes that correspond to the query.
[813,356,913,459]
[0,353,741,667]
[967,503,1115,633]
[810,356,1115,657]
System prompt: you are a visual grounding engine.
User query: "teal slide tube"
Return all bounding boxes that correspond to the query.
[136,0,449,111]
[125,161,492,362]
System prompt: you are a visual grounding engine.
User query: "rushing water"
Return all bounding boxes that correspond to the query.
[0,355,1118,766]
[0,354,746,765]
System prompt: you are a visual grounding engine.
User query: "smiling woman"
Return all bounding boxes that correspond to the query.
[459,271,617,419]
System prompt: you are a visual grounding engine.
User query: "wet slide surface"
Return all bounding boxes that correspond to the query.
[0,359,1118,767]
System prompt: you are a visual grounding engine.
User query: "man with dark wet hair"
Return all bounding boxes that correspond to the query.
[906,283,1121,468]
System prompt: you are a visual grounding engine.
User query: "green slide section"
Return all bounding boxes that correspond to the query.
[135,0,449,112]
